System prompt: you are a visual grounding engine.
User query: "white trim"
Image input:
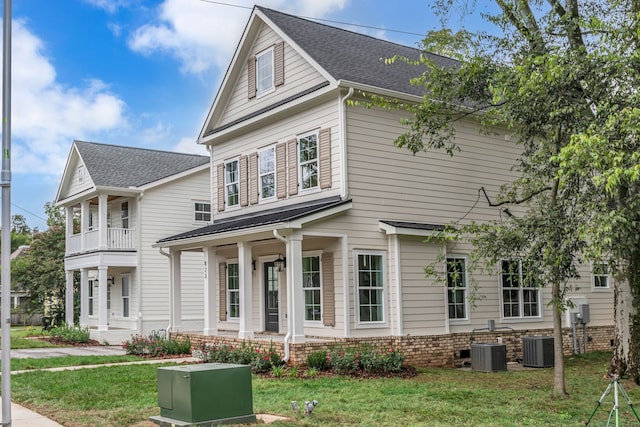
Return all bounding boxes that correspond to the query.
[445,254,470,323]
[226,259,241,320]
[258,145,277,202]
[255,46,275,98]
[297,129,320,193]
[121,274,131,318]
[353,250,387,328]
[498,259,543,321]
[591,261,611,291]
[378,221,443,237]
[138,163,209,191]
[302,250,323,324]
[193,200,212,224]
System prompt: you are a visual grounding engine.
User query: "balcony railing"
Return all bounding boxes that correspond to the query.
[67,228,137,254]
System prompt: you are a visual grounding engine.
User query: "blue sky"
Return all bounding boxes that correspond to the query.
[4,0,498,230]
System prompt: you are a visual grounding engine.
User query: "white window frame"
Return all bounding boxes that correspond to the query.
[500,260,541,320]
[298,130,319,192]
[355,250,386,326]
[446,256,469,322]
[592,262,610,290]
[256,47,274,97]
[194,201,211,223]
[122,274,130,318]
[88,209,95,231]
[227,262,240,320]
[121,201,129,229]
[88,279,94,316]
[224,158,240,209]
[258,146,276,201]
[302,251,322,324]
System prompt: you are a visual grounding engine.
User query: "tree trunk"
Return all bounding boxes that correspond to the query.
[611,275,640,383]
[551,281,567,396]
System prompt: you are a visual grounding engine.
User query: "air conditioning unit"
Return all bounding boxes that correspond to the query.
[471,343,507,372]
[522,336,554,368]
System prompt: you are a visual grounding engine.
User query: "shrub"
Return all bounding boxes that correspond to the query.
[328,348,359,375]
[381,347,405,372]
[192,340,282,374]
[48,323,90,344]
[121,332,191,357]
[306,350,329,371]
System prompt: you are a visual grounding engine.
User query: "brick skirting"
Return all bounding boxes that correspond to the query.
[173,325,614,368]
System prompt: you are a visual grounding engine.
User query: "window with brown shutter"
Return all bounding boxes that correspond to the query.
[239,155,248,207]
[276,143,287,199]
[274,41,284,87]
[319,128,332,189]
[249,152,258,205]
[247,56,256,99]
[322,253,335,326]
[216,163,225,212]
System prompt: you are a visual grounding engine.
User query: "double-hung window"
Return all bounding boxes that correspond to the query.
[88,280,94,316]
[501,260,540,319]
[357,253,384,323]
[122,275,130,318]
[299,131,318,191]
[259,146,275,200]
[593,263,609,289]
[303,255,321,321]
[256,48,274,96]
[227,263,240,319]
[224,159,239,208]
[447,257,468,320]
[194,201,211,222]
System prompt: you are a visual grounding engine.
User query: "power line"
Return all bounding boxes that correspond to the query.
[199,0,427,38]
[11,203,47,223]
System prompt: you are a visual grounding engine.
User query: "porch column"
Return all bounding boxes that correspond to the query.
[203,247,217,336]
[289,233,305,343]
[65,270,75,325]
[65,206,74,255]
[97,266,108,331]
[80,200,89,251]
[238,241,253,339]
[79,268,89,327]
[98,193,108,250]
[170,248,182,332]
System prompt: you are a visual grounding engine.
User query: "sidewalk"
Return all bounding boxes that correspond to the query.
[0,399,63,427]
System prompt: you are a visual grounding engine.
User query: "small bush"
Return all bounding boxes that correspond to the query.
[48,323,90,344]
[306,350,329,371]
[121,332,191,357]
[192,340,282,374]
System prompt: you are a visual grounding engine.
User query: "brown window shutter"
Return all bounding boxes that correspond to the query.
[249,152,258,205]
[274,41,284,87]
[322,253,335,327]
[247,56,256,99]
[219,263,227,322]
[239,155,248,207]
[276,143,287,199]
[319,128,332,189]
[216,163,225,212]
[287,138,298,196]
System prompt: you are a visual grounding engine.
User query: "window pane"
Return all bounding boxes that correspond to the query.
[261,174,275,198]
[301,163,318,189]
[256,50,273,94]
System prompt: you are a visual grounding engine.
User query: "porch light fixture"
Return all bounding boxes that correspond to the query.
[274,254,286,272]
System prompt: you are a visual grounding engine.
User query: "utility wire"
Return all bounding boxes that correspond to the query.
[199,0,427,38]
[11,203,47,222]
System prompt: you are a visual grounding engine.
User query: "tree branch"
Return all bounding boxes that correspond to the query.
[480,186,552,207]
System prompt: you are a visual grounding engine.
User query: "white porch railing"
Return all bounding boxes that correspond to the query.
[108,228,136,250]
[68,234,81,254]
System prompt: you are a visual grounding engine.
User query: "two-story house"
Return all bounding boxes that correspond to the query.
[155,6,614,366]
[56,141,210,342]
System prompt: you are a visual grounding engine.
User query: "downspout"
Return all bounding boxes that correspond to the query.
[339,87,354,200]
[273,229,291,362]
[159,247,172,334]
[136,191,144,334]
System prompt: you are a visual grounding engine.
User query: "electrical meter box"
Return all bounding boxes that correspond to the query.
[150,363,256,426]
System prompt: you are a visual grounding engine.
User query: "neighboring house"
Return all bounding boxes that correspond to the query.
[56,141,210,342]
[155,6,614,366]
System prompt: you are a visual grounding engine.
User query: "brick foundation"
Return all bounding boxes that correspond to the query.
[172,325,614,368]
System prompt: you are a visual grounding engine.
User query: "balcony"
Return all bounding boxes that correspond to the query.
[67,228,137,255]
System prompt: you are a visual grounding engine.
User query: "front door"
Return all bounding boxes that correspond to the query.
[264,262,279,333]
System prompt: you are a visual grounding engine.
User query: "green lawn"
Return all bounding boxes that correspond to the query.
[8,351,640,426]
[0,327,59,349]
[5,355,143,372]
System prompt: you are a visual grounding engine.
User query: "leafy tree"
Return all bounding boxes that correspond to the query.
[370,0,640,392]
[12,203,74,326]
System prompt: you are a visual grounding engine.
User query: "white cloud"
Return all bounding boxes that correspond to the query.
[2,20,127,175]
[127,0,348,75]
[173,137,208,155]
[81,0,135,14]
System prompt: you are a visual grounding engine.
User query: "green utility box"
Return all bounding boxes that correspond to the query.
[149,363,256,427]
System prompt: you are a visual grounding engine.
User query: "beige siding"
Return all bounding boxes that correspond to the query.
[138,169,210,331]
[217,24,327,128]
[213,99,341,216]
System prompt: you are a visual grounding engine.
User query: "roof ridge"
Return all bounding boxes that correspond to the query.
[74,140,208,159]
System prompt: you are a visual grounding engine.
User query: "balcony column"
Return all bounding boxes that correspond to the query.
[79,268,89,327]
[65,270,74,325]
[288,233,305,343]
[238,241,253,339]
[97,266,108,331]
[170,248,182,332]
[203,247,217,336]
[98,193,108,250]
[80,200,89,252]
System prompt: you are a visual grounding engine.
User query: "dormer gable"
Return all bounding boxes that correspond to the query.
[56,142,96,203]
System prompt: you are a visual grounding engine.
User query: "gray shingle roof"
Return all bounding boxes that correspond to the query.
[158,196,349,243]
[74,140,209,188]
[257,6,459,97]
